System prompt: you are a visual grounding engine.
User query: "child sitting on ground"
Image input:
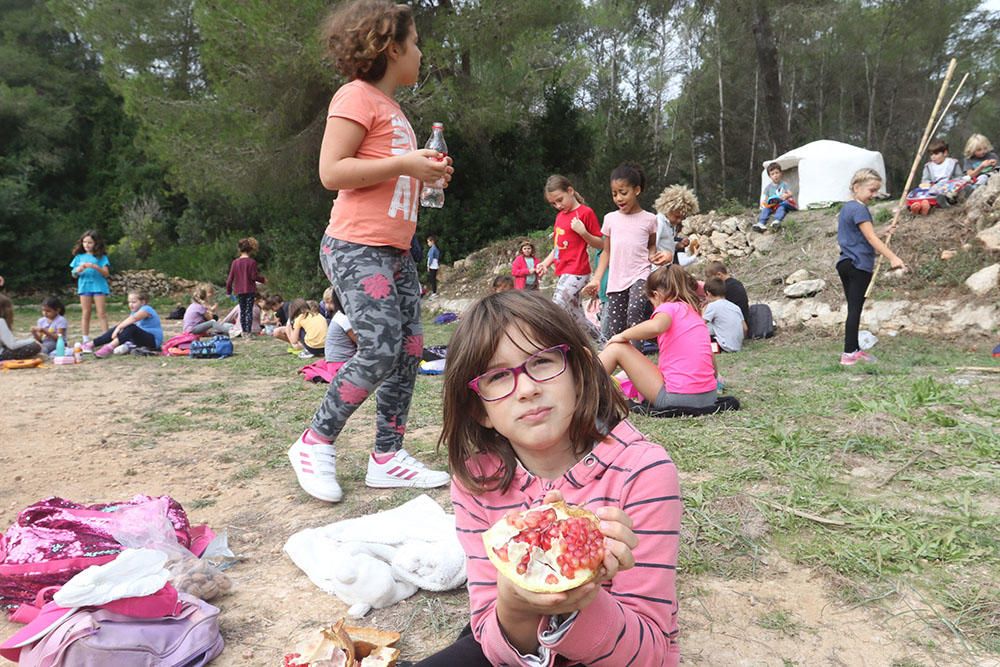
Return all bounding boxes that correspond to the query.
[287,298,328,358]
[324,290,356,376]
[599,264,718,410]
[93,291,163,357]
[262,294,285,337]
[920,138,965,207]
[704,261,750,325]
[652,184,700,267]
[319,287,338,320]
[491,275,514,293]
[963,134,998,187]
[424,290,680,665]
[183,284,230,336]
[703,277,746,352]
[755,162,797,231]
[31,297,68,355]
[0,294,42,360]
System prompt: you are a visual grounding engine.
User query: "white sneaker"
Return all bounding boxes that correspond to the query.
[113,342,134,355]
[288,430,343,502]
[365,449,450,489]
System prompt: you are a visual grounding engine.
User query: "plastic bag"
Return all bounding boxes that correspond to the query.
[858,330,878,350]
[108,498,233,601]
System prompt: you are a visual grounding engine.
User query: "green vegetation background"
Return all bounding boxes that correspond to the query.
[2,0,999,295]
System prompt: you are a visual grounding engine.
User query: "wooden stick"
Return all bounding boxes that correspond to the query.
[865,58,958,298]
[927,72,969,144]
[877,450,926,488]
[749,495,846,527]
[955,366,1000,373]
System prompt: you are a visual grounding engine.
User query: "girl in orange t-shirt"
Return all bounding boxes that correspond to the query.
[288,0,454,504]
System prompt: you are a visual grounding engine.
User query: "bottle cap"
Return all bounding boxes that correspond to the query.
[432,122,444,130]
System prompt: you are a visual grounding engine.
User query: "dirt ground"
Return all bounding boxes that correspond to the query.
[2,349,996,667]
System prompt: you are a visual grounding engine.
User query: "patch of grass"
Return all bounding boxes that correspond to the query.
[188,497,217,509]
[230,465,261,482]
[755,609,802,636]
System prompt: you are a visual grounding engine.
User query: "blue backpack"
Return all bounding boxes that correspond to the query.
[189,335,234,359]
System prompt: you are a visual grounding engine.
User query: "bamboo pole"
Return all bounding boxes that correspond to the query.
[865,58,957,298]
[927,72,969,144]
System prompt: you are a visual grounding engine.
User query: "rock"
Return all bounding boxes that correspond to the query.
[727,231,748,248]
[452,259,468,270]
[729,247,748,257]
[751,234,777,254]
[785,269,811,284]
[736,217,754,234]
[719,217,739,234]
[977,222,1000,251]
[965,263,1000,295]
[710,231,731,248]
[783,279,826,298]
[940,249,957,260]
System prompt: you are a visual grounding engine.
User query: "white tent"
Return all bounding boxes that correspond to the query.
[760,140,888,209]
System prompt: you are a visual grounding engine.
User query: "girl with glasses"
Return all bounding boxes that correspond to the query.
[419,290,681,667]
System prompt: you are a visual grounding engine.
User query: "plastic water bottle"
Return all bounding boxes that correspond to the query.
[55,334,65,357]
[419,122,447,209]
[73,342,83,363]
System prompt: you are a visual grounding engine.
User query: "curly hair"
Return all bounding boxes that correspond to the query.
[237,237,259,255]
[654,184,700,218]
[321,0,414,82]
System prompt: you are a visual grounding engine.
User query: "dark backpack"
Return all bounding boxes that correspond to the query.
[747,304,775,339]
[189,335,234,359]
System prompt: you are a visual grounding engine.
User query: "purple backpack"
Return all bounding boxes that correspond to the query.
[16,593,223,666]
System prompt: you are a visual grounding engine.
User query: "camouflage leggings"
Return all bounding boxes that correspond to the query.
[311,236,423,453]
[553,273,602,343]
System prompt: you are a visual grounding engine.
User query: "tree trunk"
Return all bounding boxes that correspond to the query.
[749,65,760,199]
[750,0,789,155]
[715,15,726,198]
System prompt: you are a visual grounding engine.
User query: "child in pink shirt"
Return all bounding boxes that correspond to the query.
[417,290,681,667]
[584,163,661,345]
[600,264,717,409]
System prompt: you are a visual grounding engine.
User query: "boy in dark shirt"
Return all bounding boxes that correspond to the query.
[705,261,750,324]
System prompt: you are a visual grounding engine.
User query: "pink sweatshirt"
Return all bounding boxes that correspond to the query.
[452,419,681,666]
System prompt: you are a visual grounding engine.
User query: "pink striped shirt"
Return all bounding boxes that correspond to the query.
[451,419,681,666]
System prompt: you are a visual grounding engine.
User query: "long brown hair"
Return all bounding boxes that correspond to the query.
[646,264,702,313]
[440,291,628,494]
[72,230,106,258]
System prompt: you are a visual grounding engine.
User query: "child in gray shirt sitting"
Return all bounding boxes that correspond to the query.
[703,278,746,352]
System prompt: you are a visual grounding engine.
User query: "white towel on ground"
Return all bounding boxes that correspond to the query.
[283,494,466,617]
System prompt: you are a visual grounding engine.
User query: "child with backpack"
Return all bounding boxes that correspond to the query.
[703,277,745,352]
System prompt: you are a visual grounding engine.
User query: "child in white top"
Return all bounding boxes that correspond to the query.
[0,294,41,361]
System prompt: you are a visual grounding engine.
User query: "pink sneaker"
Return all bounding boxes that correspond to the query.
[94,343,115,358]
[857,351,877,363]
[80,341,94,353]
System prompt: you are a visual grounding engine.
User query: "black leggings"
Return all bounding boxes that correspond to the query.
[94,324,156,349]
[410,626,490,667]
[836,259,872,354]
[428,268,438,294]
[237,293,255,334]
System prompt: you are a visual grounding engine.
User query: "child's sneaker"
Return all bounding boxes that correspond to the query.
[769,220,782,231]
[80,340,94,353]
[298,350,315,359]
[840,350,863,366]
[753,221,767,232]
[94,343,115,358]
[287,429,342,502]
[857,350,877,363]
[113,342,134,355]
[365,449,450,489]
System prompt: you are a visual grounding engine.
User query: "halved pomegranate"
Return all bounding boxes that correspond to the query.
[483,501,605,593]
